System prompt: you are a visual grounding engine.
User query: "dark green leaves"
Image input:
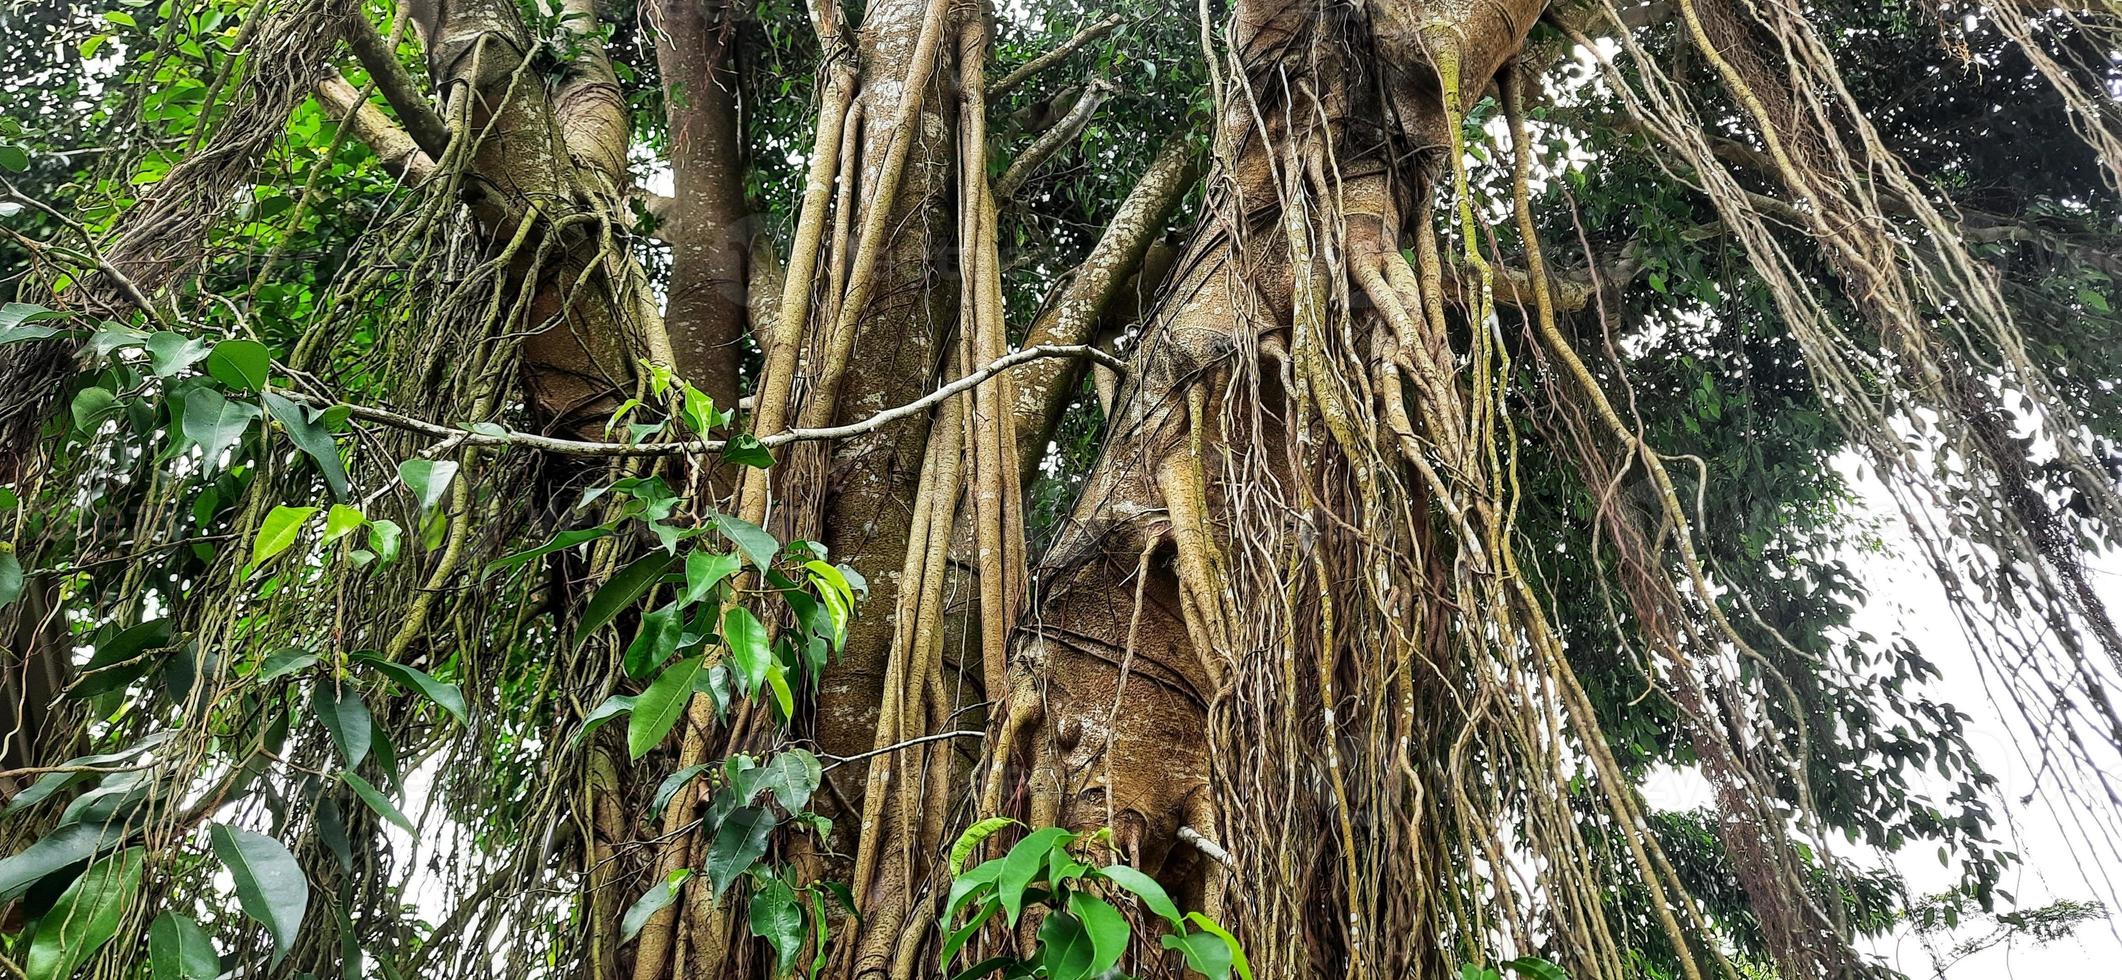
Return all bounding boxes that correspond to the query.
[629,655,703,759]
[724,605,769,692]
[149,911,220,980]
[1099,863,1181,927]
[707,806,775,898]
[25,847,142,980]
[749,878,805,975]
[313,680,372,769]
[574,552,675,649]
[748,749,822,814]
[0,822,121,900]
[620,869,690,943]
[342,771,414,832]
[649,763,714,814]
[998,826,1075,925]
[1504,957,1570,980]
[683,549,741,604]
[210,823,308,960]
[206,339,270,391]
[1035,910,1095,980]
[0,552,22,611]
[715,515,780,571]
[180,388,260,472]
[1067,891,1129,979]
[262,392,349,500]
[71,386,120,433]
[356,655,468,724]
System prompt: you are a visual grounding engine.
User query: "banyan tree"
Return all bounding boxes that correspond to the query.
[2,0,2121,977]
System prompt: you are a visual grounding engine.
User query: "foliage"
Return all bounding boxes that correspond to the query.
[937,822,1248,980]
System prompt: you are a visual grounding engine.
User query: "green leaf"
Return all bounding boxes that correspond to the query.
[939,896,1001,966]
[1185,912,1252,980]
[707,806,775,898]
[761,661,794,720]
[1098,863,1181,927]
[1505,957,1571,980]
[71,386,120,433]
[683,550,741,604]
[206,339,270,391]
[149,911,220,980]
[1068,891,1130,979]
[624,603,682,678]
[252,505,317,565]
[313,680,372,769]
[721,433,774,468]
[0,552,22,611]
[341,771,414,832]
[573,552,675,648]
[998,826,1073,925]
[1036,910,1096,980]
[620,869,690,943]
[253,647,318,683]
[146,331,209,377]
[263,392,350,500]
[751,749,822,813]
[0,822,122,901]
[629,655,704,759]
[397,458,458,513]
[724,605,770,692]
[0,145,27,172]
[6,736,169,817]
[570,694,637,747]
[322,504,366,545]
[649,763,714,814]
[748,878,805,975]
[356,655,468,724]
[366,519,402,565]
[715,515,780,571]
[949,817,1019,876]
[210,823,309,960]
[680,382,718,435]
[25,847,142,980]
[180,388,260,473]
[489,526,611,572]
[1160,930,1234,979]
[315,796,353,873]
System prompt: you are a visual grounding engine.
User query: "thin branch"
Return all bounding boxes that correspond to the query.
[996,77,1115,199]
[820,730,986,771]
[0,181,164,320]
[285,344,1128,457]
[988,13,1123,99]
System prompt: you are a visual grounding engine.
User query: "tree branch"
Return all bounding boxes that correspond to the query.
[315,72,437,184]
[285,344,1127,457]
[988,13,1123,100]
[996,77,1115,199]
[341,9,451,159]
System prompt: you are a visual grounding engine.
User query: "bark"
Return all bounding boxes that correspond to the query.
[652,0,750,406]
[992,2,1549,976]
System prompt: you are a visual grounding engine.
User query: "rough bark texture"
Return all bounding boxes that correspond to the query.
[653,0,750,408]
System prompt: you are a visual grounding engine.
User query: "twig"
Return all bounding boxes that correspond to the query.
[285,344,1128,458]
[988,14,1124,99]
[820,730,986,771]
